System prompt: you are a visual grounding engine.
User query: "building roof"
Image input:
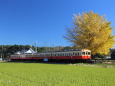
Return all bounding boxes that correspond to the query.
[25,48,35,54]
[15,48,35,54]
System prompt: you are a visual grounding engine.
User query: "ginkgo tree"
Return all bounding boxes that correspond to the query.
[65,11,115,55]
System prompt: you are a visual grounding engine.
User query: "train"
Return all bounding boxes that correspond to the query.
[10,49,91,62]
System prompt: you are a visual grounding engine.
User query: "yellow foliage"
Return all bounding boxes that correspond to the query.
[65,11,115,55]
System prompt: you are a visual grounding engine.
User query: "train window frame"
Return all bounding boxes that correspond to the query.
[82,52,85,55]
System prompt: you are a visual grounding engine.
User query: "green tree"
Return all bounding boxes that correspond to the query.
[65,11,115,55]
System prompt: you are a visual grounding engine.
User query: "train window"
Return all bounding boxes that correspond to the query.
[70,53,72,56]
[88,52,90,55]
[70,53,73,56]
[79,52,81,56]
[65,53,67,56]
[69,53,71,56]
[75,53,78,55]
[66,53,68,56]
[46,54,50,56]
[56,54,58,56]
[87,52,89,55]
[63,53,65,56]
[78,52,81,56]
[82,52,85,55]
[52,54,54,56]
[73,52,75,56]
[64,53,66,56]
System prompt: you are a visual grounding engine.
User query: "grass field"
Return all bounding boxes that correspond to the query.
[0,62,115,86]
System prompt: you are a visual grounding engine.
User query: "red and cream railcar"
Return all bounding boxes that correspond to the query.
[10,49,91,61]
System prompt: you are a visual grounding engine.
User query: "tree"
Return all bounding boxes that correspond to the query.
[64,11,115,55]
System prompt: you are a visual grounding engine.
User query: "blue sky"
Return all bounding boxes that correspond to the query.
[0,0,115,47]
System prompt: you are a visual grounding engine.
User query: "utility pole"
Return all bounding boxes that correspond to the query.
[53,43,55,52]
[45,42,47,52]
[35,41,38,53]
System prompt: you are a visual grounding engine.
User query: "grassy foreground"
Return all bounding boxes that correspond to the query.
[0,63,115,86]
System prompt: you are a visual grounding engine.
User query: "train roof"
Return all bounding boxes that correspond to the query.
[35,49,91,54]
[12,49,91,55]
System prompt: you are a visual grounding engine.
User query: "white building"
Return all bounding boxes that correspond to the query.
[15,48,35,54]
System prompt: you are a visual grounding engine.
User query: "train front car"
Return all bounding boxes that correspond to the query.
[51,49,91,61]
[80,49,91,60]
[70,49,91,60]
